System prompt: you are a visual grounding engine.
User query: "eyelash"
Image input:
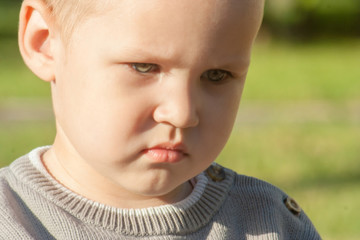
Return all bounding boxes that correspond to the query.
[130,63,233,82]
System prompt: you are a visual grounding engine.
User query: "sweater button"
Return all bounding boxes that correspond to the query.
[284,196,302,216]
[206,163,225,182]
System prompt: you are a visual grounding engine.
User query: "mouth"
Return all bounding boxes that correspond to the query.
[142,143,188,163]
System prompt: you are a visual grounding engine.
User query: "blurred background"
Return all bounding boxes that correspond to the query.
[1,0,359,239]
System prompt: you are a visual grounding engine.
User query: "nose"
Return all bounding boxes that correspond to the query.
[153,77,199,129]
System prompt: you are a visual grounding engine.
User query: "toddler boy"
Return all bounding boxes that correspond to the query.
[0,0,321,239]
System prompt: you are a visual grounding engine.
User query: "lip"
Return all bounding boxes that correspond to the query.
[142,143,188,163]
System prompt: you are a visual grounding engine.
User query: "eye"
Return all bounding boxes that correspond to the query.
[202,69,231,82]
[131,63,157,73]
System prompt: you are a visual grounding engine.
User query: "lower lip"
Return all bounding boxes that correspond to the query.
[143,149,185,163]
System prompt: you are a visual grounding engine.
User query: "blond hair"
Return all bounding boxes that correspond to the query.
[41,0,104,40]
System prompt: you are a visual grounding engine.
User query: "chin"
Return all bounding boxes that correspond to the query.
[129,179,185,200]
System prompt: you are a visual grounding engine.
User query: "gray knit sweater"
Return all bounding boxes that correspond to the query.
[0,147,321,239]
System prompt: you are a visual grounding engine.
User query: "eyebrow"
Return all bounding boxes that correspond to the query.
[113,46,179,64]
[206,55,251,72]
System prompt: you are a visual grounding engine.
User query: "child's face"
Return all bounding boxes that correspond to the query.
[50,0,263,203]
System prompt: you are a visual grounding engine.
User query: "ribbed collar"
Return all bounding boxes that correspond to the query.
[10,146,235,237]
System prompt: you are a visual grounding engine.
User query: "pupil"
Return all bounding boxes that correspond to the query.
[209,70,224,81]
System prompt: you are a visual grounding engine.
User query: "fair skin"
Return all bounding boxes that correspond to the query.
[19,0,264,208]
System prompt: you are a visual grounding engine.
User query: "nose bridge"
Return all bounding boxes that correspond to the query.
[153,73,199,128]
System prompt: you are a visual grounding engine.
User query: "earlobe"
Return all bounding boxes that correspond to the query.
[18,0,56,82]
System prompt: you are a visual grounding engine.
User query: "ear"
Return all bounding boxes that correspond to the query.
[18,0,58,82]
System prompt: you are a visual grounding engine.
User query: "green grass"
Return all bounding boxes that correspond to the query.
[0,38,51,99]
[245,39,360,101]
[0,121,55,163]
[1,33,359,239]
[0,1,21,37]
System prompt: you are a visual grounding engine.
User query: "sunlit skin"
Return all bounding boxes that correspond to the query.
[22,0,264,208]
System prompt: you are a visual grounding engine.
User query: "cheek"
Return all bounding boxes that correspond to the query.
[206,83,243,130]
[53,72,154,159]
[206,102,239,144]
[197,87,243,161]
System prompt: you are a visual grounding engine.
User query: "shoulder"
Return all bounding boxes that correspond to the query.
[205,164,290,209]
[231,171,287,204]
[206,164,293,215]
[211,164,321,239]
[0,166,31,238]
[0,155,49,239]
[229,172,300,220]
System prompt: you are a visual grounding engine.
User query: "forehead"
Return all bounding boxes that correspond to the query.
[69,0,263,66]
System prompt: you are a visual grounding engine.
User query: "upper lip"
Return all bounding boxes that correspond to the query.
[147,142,187,153]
